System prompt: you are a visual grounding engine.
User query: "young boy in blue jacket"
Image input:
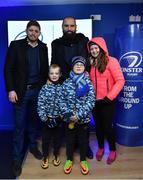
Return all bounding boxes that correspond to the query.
[37,64,62,169]
[60,56,95,175]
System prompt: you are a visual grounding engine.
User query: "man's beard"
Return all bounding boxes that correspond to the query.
[63,31,76,39]
[27,36,38,43]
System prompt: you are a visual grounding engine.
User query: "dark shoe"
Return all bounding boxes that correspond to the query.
[41,157,49,169]
[86,146,93,159]
[12,160,22,177]
[29,147,42,160]
[52,155,61,166]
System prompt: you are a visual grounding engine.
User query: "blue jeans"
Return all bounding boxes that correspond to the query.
[13,88,40,161]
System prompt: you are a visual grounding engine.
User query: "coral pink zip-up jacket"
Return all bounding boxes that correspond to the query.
[87,37,125,100]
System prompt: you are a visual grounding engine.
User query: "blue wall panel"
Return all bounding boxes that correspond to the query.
[0,3,143,129]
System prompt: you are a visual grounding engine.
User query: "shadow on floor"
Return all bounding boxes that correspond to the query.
[0,130,16,179]
[0,130,28,179]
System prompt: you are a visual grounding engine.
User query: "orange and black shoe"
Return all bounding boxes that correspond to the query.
[80,161,89,175]
[64,160,73,174]
[41,157,49,169]
[52,156,61,166]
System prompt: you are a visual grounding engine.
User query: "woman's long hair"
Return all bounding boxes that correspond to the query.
[89,47,108,73]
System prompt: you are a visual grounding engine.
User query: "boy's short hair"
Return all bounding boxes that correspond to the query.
[49,64,61,72]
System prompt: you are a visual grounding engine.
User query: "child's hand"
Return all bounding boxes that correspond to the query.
[64,112,73,119]
[60,115,64,120]
[70,115,78,122]
[85,71,89,77]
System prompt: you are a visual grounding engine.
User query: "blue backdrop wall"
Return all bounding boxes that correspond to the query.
[0,3,143,129]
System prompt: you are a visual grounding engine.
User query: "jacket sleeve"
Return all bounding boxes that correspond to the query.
[89,67,95,85]
[79,35,90,72]
[37,86,48,122]
[4,41,16,92]
[51,40,58,65]
[76,80,96,120]
[83,37,91,72]
[107,58,125,100]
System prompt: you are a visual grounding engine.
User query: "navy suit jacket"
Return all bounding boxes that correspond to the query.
[4,38,49,101]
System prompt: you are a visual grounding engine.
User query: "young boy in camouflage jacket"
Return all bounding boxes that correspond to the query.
[59,56,95,175]
[38,64,62,169]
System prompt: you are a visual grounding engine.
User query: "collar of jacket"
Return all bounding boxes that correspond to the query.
[27,38,38,48]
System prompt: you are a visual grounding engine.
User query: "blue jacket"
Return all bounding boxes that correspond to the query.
[37,82,62,122]
[59,74,95,124]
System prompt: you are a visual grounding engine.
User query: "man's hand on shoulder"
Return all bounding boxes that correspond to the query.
[8,91,18,103]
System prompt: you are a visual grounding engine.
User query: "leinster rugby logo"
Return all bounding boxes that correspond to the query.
[14,31,27,40]
[119,51,143,78]
[120,51,142,68]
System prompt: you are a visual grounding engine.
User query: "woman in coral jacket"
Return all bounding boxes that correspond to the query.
[87,37,125,164]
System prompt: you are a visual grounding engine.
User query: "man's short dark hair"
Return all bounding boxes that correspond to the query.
[26,20,41,31]
[62,16,76,25]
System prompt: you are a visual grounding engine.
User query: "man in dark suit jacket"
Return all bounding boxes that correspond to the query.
[4,20,49,177]
[51,17,90,81]
[51,16,93,160]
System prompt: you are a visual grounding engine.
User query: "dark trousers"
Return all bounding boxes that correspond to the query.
[13,88,40,161]
[92,100,116,151]
[65,123,89,161]
[42,124,62,158]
